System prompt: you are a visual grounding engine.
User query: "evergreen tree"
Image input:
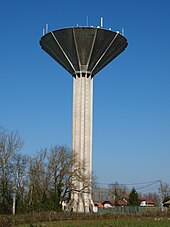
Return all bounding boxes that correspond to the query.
[128,187,140,206]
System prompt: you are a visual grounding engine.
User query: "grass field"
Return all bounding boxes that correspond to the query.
[1,211,170,227]
[17,217,170,227]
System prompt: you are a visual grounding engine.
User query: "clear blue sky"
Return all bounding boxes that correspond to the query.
[0,0,170,193]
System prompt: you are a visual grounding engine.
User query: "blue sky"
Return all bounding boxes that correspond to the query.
[0,0,170,193]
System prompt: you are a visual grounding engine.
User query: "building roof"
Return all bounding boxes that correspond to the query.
[94,202,103,208]
[146,200,155,205]
[164,200,170,205]
[102,199,128,206]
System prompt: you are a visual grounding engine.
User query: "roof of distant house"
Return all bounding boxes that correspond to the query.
[164,200,170,205]
[102,200,128,206]
[94,202,103,208]
[146,200,155,205]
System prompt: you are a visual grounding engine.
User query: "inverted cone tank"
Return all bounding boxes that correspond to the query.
[40,27,128,77]
[40,27,128,212]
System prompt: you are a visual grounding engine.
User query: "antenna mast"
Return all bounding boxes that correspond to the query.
[45,24,48,33]
[100,17,103,27]
[86,16,89,26]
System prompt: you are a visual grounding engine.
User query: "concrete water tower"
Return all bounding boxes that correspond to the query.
[40,20,128,212]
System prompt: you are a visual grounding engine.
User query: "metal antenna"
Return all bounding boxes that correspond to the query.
[86,16,89,26]
[100,17,103,28]
[43,28,45,36]
[122,28,124,36]
[45,24,48,33]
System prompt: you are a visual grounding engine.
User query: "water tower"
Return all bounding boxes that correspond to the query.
[40,21,128,212]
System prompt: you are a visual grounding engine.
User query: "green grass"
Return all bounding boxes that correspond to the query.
[17,217,170,227]
[1,211,170,227]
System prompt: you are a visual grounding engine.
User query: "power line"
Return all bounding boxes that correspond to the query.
[95,180,161,193]
[96,179,160,187]
[136,181,160,191]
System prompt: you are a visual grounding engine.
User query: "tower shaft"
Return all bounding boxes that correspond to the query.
[72,73,93,212]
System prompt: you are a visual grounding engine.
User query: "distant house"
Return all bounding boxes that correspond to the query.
[102,200,114,208]
[118,199,128,206]
[138,197,155,207]
[163,200,170,207]
[102,199,128,208]
[102,197,155,208]
[94,202,104,208]
[93,202,104,212]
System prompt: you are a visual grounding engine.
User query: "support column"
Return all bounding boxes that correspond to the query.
[71,73,93,212]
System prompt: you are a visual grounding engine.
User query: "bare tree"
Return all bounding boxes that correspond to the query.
[69,156,92,212]
[47,146,73,210]
[159,181,170,203]
[27,149,48,211]
[0,128,23,214]
[109,182,128,205]
[47,146,92,212]
[92,186,110,202]
[0,128,94,213]
[12,153,28,215]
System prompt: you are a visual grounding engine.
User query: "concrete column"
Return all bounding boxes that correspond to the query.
[72,73,93,212]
